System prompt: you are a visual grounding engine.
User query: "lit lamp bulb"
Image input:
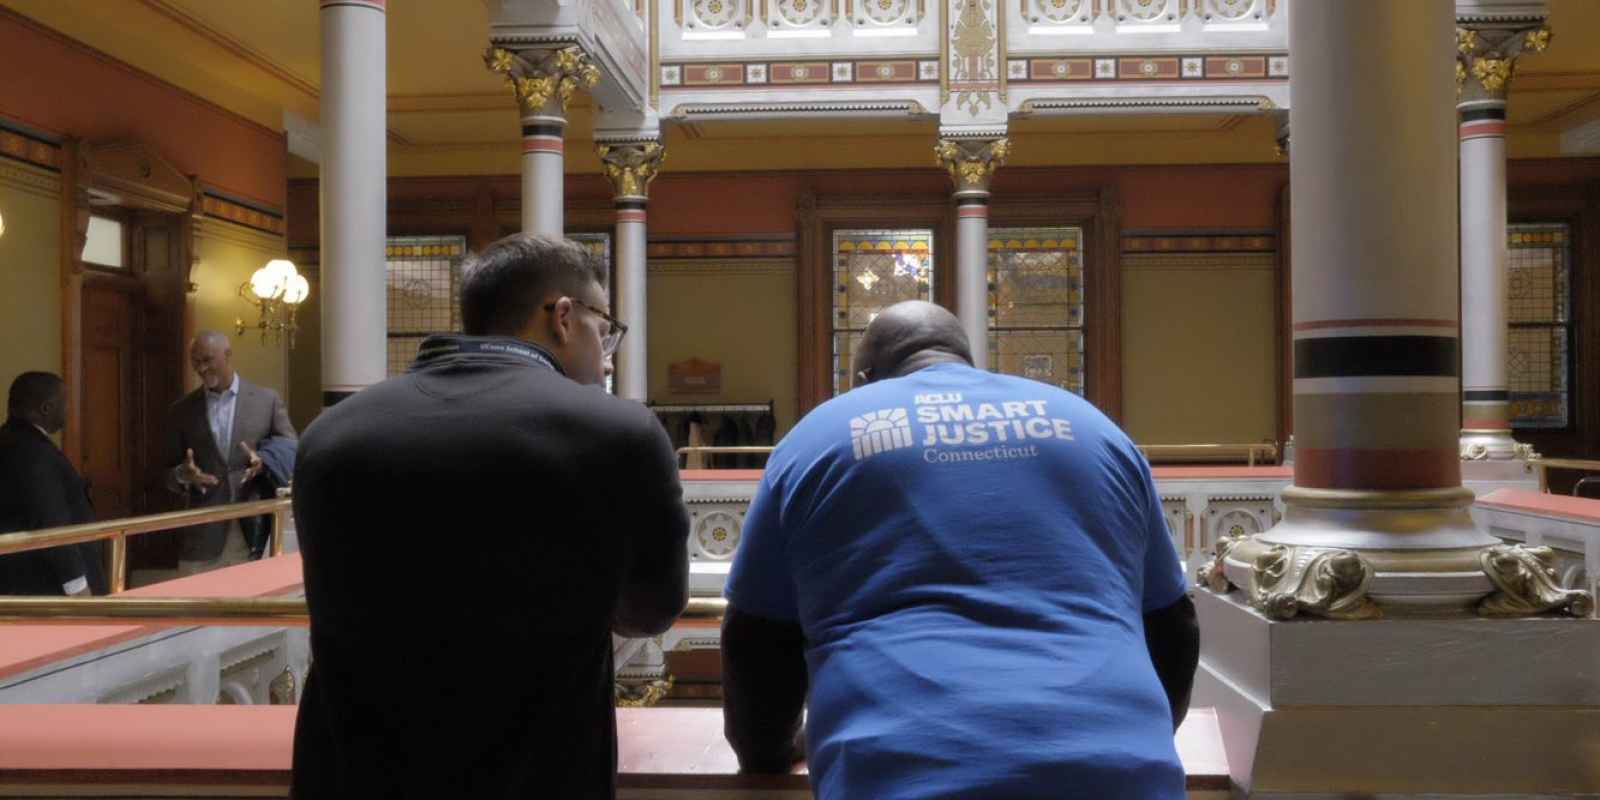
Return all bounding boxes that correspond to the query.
[283,273,310,306]
[250,263,286,300]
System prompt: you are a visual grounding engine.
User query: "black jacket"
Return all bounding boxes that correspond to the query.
[0,418,106,595]
[291,335,690,800]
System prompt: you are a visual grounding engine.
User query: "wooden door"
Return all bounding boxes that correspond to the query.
[80,281,137,519]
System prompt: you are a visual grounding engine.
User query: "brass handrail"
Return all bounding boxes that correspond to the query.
[0,498,292,593]
[1138,443,1280,467]
[1530,457,1600,494]
[0,595,728,626]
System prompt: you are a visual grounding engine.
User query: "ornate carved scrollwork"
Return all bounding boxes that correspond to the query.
[934,137,1010,195]
[615,674,675,707]
[1461,442,1490,461]
[1249,545,1382,621]
[484,46,600,117]
[1196,533,1246,593]
[1478,544,1595,618]
[1198,535,1381,621]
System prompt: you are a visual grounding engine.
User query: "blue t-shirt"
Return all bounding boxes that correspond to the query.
[725,363,1188,800]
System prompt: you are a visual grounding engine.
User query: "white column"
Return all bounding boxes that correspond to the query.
[522,118,565,236]
[935,136,1009,370]
[318,0,387,407]
[1455,23,1549,460]
[485,46,599,238]
[1458,100,1512,456]
[597,142,664,402]
[955,203,989,369]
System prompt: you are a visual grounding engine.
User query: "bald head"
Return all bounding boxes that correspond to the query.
[8,372,65,433]
[190,330,235,392]
[852,300,973,387]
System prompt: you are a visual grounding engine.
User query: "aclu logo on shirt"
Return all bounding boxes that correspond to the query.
[850,408,915,461]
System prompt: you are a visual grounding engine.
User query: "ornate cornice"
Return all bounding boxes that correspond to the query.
[484,45,600,118]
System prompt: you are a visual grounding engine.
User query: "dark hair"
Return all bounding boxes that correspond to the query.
[8,371,63,416]
[458,234,607,337]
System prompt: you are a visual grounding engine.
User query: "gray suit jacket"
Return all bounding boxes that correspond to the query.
[162,377,297,561]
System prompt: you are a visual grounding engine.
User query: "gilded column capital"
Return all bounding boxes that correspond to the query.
[484,45,600,119]
[934,136,1010,197]
[1455,23,1550,103]
[596,141,666,202]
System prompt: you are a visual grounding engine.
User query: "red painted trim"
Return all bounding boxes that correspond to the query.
[616,209,648,223]
[0,556,305,682]
[0,706,1228,790]
[679,469,764,482]
[1461,417,1509,429]
[1478,488,1600,524]
[1152,465,1294,479]
[957,206,989,218]
[1293,318,1456,332]
[1459,120,1506,139]
[1294,448,1461,490]
[522,138,564,154]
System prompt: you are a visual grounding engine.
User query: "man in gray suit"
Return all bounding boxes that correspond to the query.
[162,331,296,575]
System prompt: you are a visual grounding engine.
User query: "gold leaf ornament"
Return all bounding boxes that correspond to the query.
[1525,26,1551,53]
[1455,27,1478,54]
[1472,57,1513,94]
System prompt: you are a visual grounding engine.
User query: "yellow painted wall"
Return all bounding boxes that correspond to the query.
[0,160,62,395]
[190,219,291,408]
[1121,253,1278,446]
[647,259,797,435]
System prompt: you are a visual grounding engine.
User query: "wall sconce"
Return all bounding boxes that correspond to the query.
[236,258,310,348]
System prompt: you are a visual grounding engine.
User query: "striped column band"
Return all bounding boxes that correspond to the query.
[616,198,647,224]
[1458,105,1506,142]
[1292,318,1461,490]
[522,122,565,155]
[320,0,386,10]
[1462,389,1510,431]
[956,196,988,219]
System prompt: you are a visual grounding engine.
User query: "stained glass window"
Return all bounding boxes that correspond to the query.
[1507,223,1571,428]
[831,229,935,394]
[385,235,466,377]
[988,227,1086,395]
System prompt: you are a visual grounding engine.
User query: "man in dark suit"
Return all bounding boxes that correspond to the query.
[292,234,690,799]
[161,331,296,575]
[0,372,106,596]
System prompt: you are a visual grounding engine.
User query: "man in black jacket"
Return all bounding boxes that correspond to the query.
[0,372,106,596]
[292,234,690,799]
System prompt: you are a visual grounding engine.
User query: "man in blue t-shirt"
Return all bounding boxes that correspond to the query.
[722,301,1198,800]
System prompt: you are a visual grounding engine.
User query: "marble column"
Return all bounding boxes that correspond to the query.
[1202,0,1550,616]
[597,141,664,402]
[319,0,387,407]
[1456,23,1549,461]
[934,137,1009,370]
[485,46,599,236]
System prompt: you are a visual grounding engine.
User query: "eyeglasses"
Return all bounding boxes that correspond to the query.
[543,298,628,356]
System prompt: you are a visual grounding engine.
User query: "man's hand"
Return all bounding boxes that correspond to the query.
[240,441,265,483]
[178,448,220,488]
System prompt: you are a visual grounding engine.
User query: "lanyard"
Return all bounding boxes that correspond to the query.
[415,337,563,375]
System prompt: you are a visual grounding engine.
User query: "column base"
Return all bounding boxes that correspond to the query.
[1199,486,1594,614]
[1194,589,1600,798]
[1461,428,1531,462]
